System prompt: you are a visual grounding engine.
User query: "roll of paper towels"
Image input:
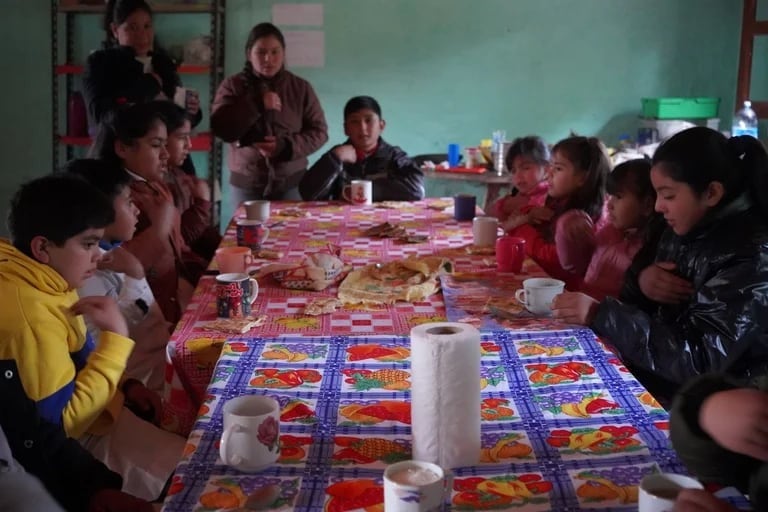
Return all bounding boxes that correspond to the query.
[410,322,481,468]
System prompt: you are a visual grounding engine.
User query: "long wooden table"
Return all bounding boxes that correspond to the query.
[424,169,512,212]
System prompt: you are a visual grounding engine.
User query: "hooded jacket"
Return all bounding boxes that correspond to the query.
[591,196,768,400]
[299,138,425,201]
[0,240,134,438]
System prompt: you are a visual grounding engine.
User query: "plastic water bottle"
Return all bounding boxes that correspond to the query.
[732,100,758,139]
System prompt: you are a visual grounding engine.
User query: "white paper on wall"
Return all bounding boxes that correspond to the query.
[283,30,325,68]
[272,4,324,26]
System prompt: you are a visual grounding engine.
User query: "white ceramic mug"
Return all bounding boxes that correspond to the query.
[219,395,281,472]
[472,216,499,247]
[343,180,373,205]
[639,473,703,512]
[514,278,565,316]
[384,460,451,512]
[244,200,271,222]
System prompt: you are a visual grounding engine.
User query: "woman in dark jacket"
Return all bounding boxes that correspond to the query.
[551,127,768,403]
[210,23,328,203]
[83,0,201,131]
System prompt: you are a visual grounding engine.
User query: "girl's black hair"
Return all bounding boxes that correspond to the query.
[505,135,551,172]
[243,23,286,76]
[551,135,611,221]
[151,101,189,133]
[608,158,664,245]
[652,126,768,219]
[89,101,167,167]
[103,0,153,47]
[607,158,653,200]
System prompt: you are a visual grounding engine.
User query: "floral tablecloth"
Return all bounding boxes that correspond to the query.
[164,200,549,435]
[162,329,685,511]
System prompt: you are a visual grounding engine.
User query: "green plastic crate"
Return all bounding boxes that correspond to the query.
[641,97,720,119]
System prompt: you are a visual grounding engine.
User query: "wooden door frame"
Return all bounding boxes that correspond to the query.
[738,0,768,117]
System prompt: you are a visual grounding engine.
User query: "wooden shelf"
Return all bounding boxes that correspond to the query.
[58,133,212,151]
[55,64,212,75]
[58,3,214,13]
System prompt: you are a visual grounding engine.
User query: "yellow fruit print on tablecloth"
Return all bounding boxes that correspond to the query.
[275,317,319,329]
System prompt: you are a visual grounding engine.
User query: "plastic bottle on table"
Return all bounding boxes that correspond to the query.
[732,100,758,139]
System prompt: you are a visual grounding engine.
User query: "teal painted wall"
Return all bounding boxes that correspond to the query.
[220,0,741,222]
[0,0,742,235]
[1,1,52,237]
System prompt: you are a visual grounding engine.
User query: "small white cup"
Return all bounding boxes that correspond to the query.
[514,278,565,316]
[472,216,499,247]
[639,473,703,512]
[244,200,271,222]
[384,460,451,512]
[219,395,281,472]
[343,179,373,205]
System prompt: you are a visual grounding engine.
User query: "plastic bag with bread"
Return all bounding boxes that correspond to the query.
[257,246,346,291]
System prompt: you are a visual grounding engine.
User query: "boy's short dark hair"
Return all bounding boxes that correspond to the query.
[343,96,382,119]
[505,135,551,172]
[8,174,114,257]
[61,158,131,200]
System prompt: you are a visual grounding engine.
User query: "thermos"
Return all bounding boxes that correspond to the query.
[67,91,88,137]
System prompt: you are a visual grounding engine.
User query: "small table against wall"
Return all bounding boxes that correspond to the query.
[424,169,511,213]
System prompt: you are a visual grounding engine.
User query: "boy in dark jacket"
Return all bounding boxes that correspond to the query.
[670,373,768,511]
[299,96,424,202]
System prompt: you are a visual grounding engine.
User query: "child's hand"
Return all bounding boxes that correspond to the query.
[550,292,599,325]
[501,214,528,232]
[98,247,145,279]
[674,489,737,512]
[528,206,555,224]
[88,488,154,512]
[123,378,163,425]
[71,296,128,337]
[638,262,694,303]
[132,188,175,237]
[333,144,357,164]
[700,388,768,461]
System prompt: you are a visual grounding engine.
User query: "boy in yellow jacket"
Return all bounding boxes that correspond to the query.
[0,174,182,501]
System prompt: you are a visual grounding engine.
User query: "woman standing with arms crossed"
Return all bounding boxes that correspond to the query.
[211,23,328,203]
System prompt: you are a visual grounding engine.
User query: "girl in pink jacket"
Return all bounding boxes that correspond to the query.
[488,135,550,231]
[579,158,663,300]
[508,136,610,289]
